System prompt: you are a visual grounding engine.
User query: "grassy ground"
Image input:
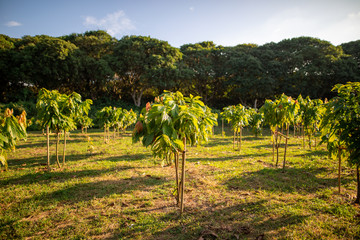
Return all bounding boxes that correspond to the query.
[1,127,359,239]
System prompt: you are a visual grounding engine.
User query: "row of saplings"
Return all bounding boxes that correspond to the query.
[0,88,138,171]
[0,82,359,214]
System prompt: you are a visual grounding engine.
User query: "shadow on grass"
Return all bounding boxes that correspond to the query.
[224,167,345,194]
[0,165,134,187]
[252,143,300,149]
[95,153,152,162]
[117,199,308,240]
[188,152,271,162]
[204,137,232,147]
[8,153,102,168]
[295,149,329,158]
[24,175,166,205]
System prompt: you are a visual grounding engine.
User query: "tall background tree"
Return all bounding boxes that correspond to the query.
[0,33,359,111]
[108,35,183,106]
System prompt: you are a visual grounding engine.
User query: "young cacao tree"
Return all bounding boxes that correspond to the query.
[37,88,87,169]
[260,94,298,168]
[221,104,250,151]
[133,91,217,214]
[248,108,264,138]
[0,109,27,170]
[96,106,114,143]
[321,82,360,200]
[298,96,324,149]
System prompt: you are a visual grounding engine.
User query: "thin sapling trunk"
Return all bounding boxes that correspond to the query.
[272,130,275,162]
[55,131,61,169]
[338,148,342,193]
[240,127,242,152]
[222,119,224,137]
[62,130,67,166]
[180,137,186,215]
[47,126,50,171]
[174,151,179,205]
[233,130,235,150]
[356,164,360,204]
[283,126,289,169]
[275,127,279,167]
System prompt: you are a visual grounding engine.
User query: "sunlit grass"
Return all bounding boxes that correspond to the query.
[0,127,359,239]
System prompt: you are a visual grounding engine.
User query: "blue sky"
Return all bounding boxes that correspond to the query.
[1,0,360,47]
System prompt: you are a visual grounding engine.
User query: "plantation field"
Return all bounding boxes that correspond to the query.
[1,127,359,239]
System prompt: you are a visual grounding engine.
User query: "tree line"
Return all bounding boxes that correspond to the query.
[1,30,359,109]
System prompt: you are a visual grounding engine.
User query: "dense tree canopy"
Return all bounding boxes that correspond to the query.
[1,32,359,109]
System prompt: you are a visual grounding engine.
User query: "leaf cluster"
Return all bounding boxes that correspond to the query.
[259,94,298,131]
[133,91,217,159]
[0,108,27,168]
[36,88,92,132]
[320,82,360,164]
[96,106,137,130]
[221,104,251,132]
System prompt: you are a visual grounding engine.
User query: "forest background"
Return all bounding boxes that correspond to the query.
[1,30,359,125]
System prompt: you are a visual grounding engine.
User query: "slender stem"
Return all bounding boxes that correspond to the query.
[275,127,279,167]
[283,126,289,169]
[222,119,224,137]
[302,126,305,149]
[239,127,242,152]
[174,152,179,206]
[180,137,186,215]
[104,124,106,143]
[47,126,50,171]
[62,130,67,166]
[272,130,275,162]
[338,148,342,194]
[233,130,235,150]
[293,122,296,137]
[356,164,360,204]
[55,131,61,169]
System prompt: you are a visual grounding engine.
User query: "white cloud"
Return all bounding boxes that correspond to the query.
[318,11,360,45]
[83,10,135,37]
[256,8,360,45]
[189,6,195,12]
[261,8,320,42]
[5,21,22,27]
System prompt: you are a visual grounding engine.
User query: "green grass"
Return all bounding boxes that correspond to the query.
[1,127,359,239]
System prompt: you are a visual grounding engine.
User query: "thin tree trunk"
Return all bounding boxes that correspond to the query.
[356,164,360,204]
[55,131,61,169]
[113,127,116,140]
[222,119,224,137]
[308,134,311,150]
[272,130,275,162]
[239,127,242,152]
[275,127,279,167]
[293,122,296,137]
[233,130,235,150]
[47,126,50,171]
[237,129,239,149]
[104,124,106,143]
[302,126,305,149]
[180,137,186,215]
[174,151,179,206]
[283,126,289,169]
[62,130,67,166]
[338,148,342,194]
